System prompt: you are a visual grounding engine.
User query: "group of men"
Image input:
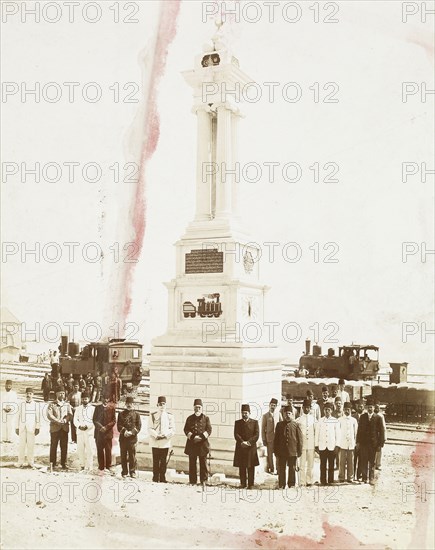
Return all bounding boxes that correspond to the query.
[260,383,386,487]
[1,378,386,489]
[41,370,123,404]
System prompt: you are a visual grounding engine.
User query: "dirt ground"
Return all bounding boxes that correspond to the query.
[1,430,434,550]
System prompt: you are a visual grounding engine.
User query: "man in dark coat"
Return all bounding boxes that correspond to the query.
[234,404,259,489]
[93,392,116,473]
[356,398,385,484]
[274,405,303,488]
[117,396,142,478]
[184,398,212,485]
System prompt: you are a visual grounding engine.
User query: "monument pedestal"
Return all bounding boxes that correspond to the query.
[148,340,282,474]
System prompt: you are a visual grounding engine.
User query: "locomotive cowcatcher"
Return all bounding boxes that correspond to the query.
[299,339,380,380]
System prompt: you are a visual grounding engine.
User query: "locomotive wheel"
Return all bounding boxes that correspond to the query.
[207,313,213,318]
[200,313,206,318]
[184,313,189,318]
[315,368,325,378]
[190,313,195,318]
[213,312,220,318]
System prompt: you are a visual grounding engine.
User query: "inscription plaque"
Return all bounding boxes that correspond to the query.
[185,249,224,274]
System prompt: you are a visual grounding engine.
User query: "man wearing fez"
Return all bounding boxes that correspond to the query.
[149,396,175,483]
[315,402,340,486]
[274,406,303,489]
[296,399,317,486]
[15,388,40,468]
[356,398,385,484]
[117,396,142,478]
[47,388,73,470]
[73,391,95,472]
[338,402,358,483]
[234,404,260,489]
[184,398,212,486]
[261,398,279,474]
[93,391,116,474]
[318,386,333,417]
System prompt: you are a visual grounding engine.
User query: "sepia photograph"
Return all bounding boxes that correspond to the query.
[1,1,434,548]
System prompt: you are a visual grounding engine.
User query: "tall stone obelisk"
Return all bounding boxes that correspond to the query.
[149,27,282,475]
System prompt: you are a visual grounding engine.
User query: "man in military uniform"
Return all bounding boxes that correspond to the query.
[117,396,142,478]
[234,404,260,489]
[274,406,303,488]
[183,399,212,486]
[149,396,175,483]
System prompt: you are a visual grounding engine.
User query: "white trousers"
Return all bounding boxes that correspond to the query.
[2,413,16,441]
[77,431,94,469]
[299,449,315,485]
[18,428,35,465]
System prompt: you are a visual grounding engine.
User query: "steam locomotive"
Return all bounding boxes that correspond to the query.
[299,339,380,381]
[183,293,223,318]
[59,336,143,386]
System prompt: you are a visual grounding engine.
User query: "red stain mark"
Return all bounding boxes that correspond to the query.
[122,0,181,319]
[229,521,381,549]
[409,423,435,549]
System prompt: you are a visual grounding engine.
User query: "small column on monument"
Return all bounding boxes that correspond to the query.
[231,110,241,218]
[215,103,233,219]
[194,106,212,221]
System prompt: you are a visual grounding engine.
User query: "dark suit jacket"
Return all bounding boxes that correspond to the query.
[117,409,142,444]
[233,418,259,468]
[356,412,385,449]
[184,413,211,457]
[93,403,116,440]
[273,420,303,458]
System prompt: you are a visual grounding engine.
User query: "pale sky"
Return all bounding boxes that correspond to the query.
[1,1,434,373]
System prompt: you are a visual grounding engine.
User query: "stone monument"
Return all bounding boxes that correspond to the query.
[149,27,283,475]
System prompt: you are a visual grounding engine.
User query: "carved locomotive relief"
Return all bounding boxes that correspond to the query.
[182,293,223,318]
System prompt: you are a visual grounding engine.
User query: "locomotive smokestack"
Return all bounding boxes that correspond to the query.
[61,335,68,356]
[305,339,311,355]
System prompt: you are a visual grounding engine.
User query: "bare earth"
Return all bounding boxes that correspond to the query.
[1,431,434,550]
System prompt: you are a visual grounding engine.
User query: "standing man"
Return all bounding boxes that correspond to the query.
[274,406,303,489]
[233,404,259,489]
[149,396,175,483]
[315,402,340,486]
[93,372,103,403]
[280,394,298,419]
[183,399,212,486]
[68,382,82,445]
[318,386,333,417]
[117,396,142,478]
[296,399,317,486]
[333,397,344,418]
[93,392,116,474]
[1,380,18,443]
[73,391,95,472]
[47,389,73,471]
[15,388,40,468]
[338,402,358,482]
[374,402,386,470]
[356,398,385,484]
[261,398,279,474]
[50,351,59,379]
[352,399,365,481]
[337,379,350,404]
[306,390,321,421]
[41,373,52,402]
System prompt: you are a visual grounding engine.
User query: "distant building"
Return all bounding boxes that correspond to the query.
[0,307,22,362]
